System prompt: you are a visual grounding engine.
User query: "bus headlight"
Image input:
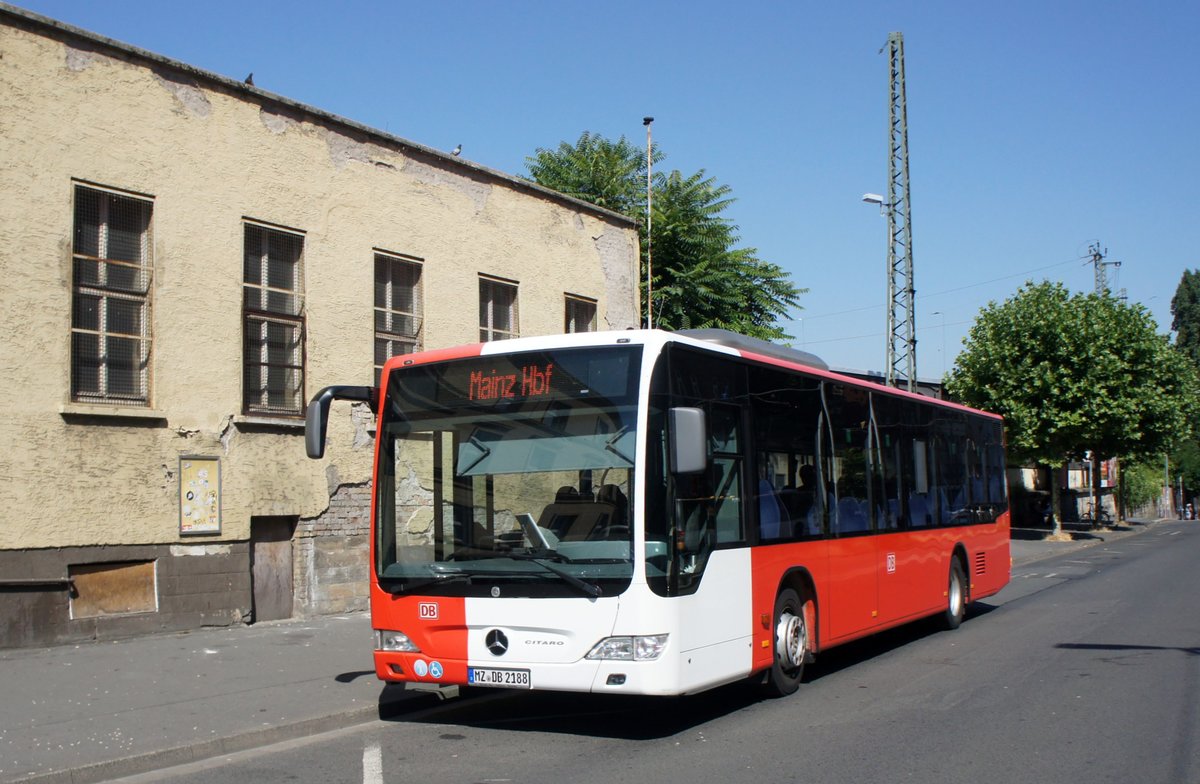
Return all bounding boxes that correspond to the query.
[375,629,420,653]
[586,634,668,661]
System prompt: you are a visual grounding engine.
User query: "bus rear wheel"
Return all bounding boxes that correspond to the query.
[762,587,809,697]
[941,559,967,630]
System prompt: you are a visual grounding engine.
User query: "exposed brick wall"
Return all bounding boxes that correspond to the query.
[295,482,371,617]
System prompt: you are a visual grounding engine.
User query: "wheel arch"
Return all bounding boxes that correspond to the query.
[950,542,970,602]
[776,566,819,653]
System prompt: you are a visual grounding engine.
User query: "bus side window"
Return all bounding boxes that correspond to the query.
[662,345,748,595]
[933,413,969,525]
[748,365,824,541]
[827,385,871,535]
[909,438,933,528]
[708,405,745,545]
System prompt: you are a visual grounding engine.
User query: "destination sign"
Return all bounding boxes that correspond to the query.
[393,347,640,411]
[468,362,556,402]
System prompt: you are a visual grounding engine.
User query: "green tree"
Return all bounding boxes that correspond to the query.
[1172,440,1200,506]
[1118,459,1165,516]
[1068,292,1196,462]
[1171,269,1200,367]
[946,281,1197,532]
[525,132,658,216]
[526,133,804,341]
[1168,270,1200,509]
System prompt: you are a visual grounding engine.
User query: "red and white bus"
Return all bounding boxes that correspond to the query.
[306,328,1009,697]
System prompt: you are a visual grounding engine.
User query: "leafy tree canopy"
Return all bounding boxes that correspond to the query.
[1171,269,1200,367]
[526,132,804,341]
[1172,440,1200,493]
[1119,458,1164,512]
[525,132,658,216]
[945,281,1198,467]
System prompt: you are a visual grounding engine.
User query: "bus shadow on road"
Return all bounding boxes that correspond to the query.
[376,680,763,740]
[801,607,994,681]
[373,609,996,740]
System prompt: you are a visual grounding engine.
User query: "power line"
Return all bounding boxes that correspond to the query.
[795,255,1081,323]
[803,317,973,347]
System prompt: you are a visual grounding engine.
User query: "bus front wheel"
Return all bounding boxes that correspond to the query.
[762,587,809,697]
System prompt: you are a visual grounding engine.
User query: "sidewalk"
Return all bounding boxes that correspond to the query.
[0,614,441,784]
[0,519,1167,784]
[1008,516,1161,565]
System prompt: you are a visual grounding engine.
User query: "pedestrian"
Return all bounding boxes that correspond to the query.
[1187,502,1195,521]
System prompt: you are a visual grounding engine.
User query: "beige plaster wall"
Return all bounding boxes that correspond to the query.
[0,15,638,551]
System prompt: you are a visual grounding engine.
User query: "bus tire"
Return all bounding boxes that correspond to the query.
[762,587,809,697]
[941,558,967,630]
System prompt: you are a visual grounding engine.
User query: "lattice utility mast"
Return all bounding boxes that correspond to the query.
[885,31,916,391]
[1089,242,1122,298]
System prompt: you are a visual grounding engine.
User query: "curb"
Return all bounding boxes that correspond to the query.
[7,688,448,784]
[1009,518,1163,567]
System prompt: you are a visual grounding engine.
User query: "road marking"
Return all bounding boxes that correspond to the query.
[363,741,383,784]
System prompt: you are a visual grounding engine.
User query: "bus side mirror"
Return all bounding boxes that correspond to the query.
[669,407,708,474]
[305,385,377,459]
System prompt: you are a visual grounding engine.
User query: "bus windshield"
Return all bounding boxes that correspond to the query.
[374,346,641,598]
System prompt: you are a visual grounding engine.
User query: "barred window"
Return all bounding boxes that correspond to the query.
[71,184,153,406]
[374,252,423,385]
[479,276,518,342]
[565,294,597,333]
[243,222,304,415]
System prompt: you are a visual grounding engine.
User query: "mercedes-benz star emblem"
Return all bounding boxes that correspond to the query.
[485,629,509,657]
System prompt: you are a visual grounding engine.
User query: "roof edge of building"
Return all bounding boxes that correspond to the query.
[0,2,636,228]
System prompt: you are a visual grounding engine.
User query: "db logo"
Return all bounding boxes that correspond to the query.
[886,553,897,574]
[418,602,439,620]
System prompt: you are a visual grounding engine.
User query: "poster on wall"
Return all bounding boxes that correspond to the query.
[179,456,221,535]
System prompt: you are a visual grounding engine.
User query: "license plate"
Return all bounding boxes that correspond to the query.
[468,667,532,689]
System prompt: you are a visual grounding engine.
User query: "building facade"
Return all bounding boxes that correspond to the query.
[0,5,639,648]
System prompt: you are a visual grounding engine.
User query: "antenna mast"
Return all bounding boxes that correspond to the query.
[885,32,916,391]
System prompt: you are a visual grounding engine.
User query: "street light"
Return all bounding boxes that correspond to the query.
[862,193,886,211]
[644,116,654,328]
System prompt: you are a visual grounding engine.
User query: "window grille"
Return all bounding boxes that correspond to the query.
[479,276,519,342]
[243,223,305,415]
[71,184,153,406]
[565,294,597,333]
[374,253,423,385]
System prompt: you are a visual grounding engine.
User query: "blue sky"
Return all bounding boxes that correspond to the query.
[15,0,1200,378]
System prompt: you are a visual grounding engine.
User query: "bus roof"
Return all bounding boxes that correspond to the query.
[383,329,1001,422]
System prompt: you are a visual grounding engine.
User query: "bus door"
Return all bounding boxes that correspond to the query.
[824,383,879,642]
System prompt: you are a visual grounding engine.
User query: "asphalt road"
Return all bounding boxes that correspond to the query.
[114,521,1200,784]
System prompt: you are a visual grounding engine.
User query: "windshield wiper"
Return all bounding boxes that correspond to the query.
[379,570,472,594]
[500,552,604,598]
[435,549,603,598]
[445,547,500,561]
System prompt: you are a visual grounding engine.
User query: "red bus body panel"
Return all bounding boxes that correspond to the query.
[750,511,1010,672]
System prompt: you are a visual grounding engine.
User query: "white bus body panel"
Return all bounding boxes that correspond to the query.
[459,550,753,695]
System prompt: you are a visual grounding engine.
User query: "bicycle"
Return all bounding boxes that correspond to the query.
[1080,504,1113,529]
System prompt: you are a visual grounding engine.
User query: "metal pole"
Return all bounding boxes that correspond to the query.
[884,32,916,392]
[643,116,654,329]
[1164,454,1170,518]
[1086,451,1094,521]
